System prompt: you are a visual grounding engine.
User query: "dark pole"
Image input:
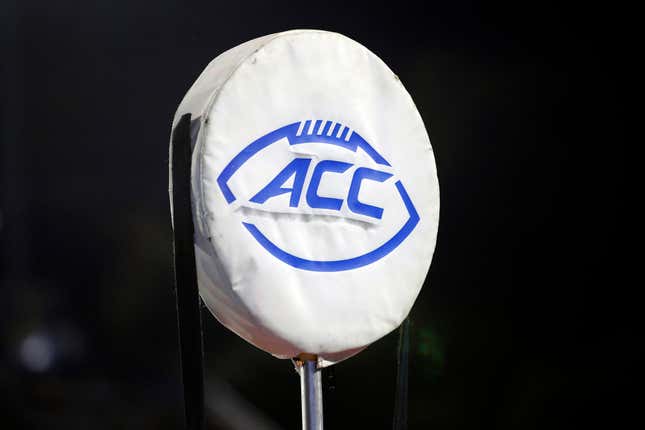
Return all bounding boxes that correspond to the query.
[393,317,410,430]
[171,113,205,430]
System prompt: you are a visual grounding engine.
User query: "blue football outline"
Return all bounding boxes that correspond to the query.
[216,120,420,272]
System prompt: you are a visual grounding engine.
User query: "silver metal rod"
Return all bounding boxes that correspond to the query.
[299,358,323,430]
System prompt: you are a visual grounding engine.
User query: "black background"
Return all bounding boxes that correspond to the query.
[1,1,627,429]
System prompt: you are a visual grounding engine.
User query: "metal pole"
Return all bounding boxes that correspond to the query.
[297,355,323,430]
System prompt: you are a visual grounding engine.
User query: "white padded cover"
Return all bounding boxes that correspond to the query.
[170,30,439,365]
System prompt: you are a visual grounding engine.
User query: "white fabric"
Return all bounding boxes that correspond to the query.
[171,30,439,365]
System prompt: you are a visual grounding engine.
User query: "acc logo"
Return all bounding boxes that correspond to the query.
[217,120,419,272]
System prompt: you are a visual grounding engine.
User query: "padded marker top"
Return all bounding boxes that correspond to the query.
[171,30,439,365]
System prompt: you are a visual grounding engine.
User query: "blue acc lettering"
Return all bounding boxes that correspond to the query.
[249,158,392,219]
[216,120,420,272]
